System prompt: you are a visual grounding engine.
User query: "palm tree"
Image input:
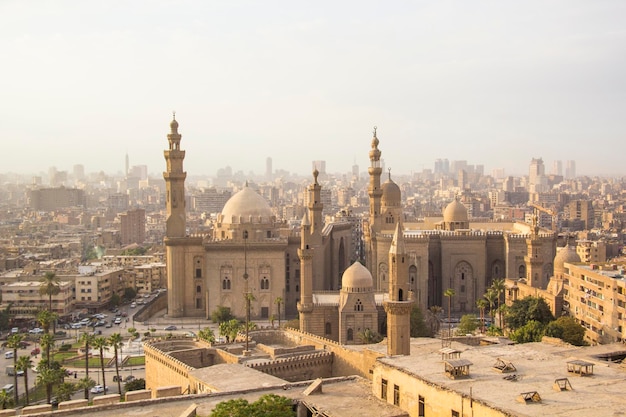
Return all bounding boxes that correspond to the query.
[36,309,57,334]
[39,333,55,364]
[476,299,488,334]
[75,376,96,399]
[39,271,61,312]
[6,333,24,405]
[16,355,33,406]
[484,289,498,325]
[444,288,456,340]
[92,336,109,393]
[357,328,382,344]
[79,332,95,399]
[36,366,63,404]
[274,297,283,328]
[0,389,11,409]
[490,278,506,327]
[108,333,123,395]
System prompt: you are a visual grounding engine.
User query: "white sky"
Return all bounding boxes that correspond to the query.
[1,0,625,178]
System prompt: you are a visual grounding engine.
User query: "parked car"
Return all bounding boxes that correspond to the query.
[30,347,40,356]
[90,385,108,394]
[164,325,177,331]
[28,328,44,334]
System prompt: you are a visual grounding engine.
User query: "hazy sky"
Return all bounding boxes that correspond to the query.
[1,1,625,178]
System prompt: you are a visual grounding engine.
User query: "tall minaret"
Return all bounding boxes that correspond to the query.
[163,113,188,318]
[308,168,323,236]
[297,209,314,333]
[366,127,383,277]
[163,113,187,238]
[384,222,413,356]
[525,216,546,288]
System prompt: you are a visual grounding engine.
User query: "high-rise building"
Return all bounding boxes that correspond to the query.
[568,199,594,229]
[528,157,548,194]
[28,187,86,210]
[73,164,85,181]
[566,160,576,179]
[552,160,563,176]
[120,208,146,245]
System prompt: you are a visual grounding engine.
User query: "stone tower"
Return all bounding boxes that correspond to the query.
[384,222,413,356]
[298,209,314,332]
[366,127,383,278]
[163,114,189,318]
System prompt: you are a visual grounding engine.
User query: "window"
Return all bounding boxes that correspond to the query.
[418,395,425,417]
[222,277,231,290]
[347,328,354,341]
[451,411,459,417]
[325,322,331,335]
[355,299,363,312]
[260,277,270,290]
[196,285,202,294]
[381,379,388,400]
[195,298,202,309]
[393,384,400,406]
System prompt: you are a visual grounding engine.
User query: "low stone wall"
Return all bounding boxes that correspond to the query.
[92,393,120,406]
[153,385,182,398]
[178,403,198,417]
[0,409,15,417]
[21,404,52,415]
[58,399,89,411]
[126,389,152,402]
[134,292,168,322]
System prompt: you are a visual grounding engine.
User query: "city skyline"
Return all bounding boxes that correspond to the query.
[2,1,625,177]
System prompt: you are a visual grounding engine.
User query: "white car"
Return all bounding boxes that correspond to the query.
[90,385,108,394]
[28,328,44,334]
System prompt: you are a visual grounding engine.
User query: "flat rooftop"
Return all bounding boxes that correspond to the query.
[372,338,626,417]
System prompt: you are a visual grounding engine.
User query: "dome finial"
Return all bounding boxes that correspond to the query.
[245,180,249,187]
[313,167,319,184]
[373,126,377,137]
[388,168,391,181]
[172,110,176,120]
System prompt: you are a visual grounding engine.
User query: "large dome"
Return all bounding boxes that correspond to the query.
[554,245,581,273]
[382,178,401,207]
[443,199,468,223]
[220,184,273,224]
[341,262,373,291]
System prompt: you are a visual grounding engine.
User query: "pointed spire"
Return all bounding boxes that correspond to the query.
[301,209,311,227]
[390,221,405,255]
[313,167,319,185]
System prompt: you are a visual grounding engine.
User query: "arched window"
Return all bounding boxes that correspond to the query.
[325,322,331,335]
[221,265,233,291]
[398,289,403,301]
[260,277,270,290]
[409,265,417,291]
[196,285,202,294]
[222,277,231,290]
[518,265,526,279]
[347,328,354,341]
[355,299,363,312]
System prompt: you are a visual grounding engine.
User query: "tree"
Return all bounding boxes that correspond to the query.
[108,333,123,395]
[37,309,57,335]
[544,316,586,346]
[198,327,216,343]
[509,320,545,343]
[110,293,121,307]
[123,287,137,301]
[357,328,383,344]
[211,306,234,324]
[79,332,95,399]
[490,278,506,327]
[484,289,498,325]
[457,314,480,336]
[507,296,554,331]
[410,305,431,337]
[124,378,146,392]
[274,297,283,328]
[476,299,488,333]
[444,288,456,339]
[425,306,442,336]
[6,333,24,405]
[92,337,109,393]
[36,363,64,404]
[40,333,55,364]
[75,376,96,398]
[210,394,295,417]
[219,319,240,343]
[0,389,12,410]
[16,355,33,405]
[39,271,60,312]
[56,382,76,402]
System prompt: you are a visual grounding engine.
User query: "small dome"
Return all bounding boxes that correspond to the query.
[443,199,468,223]
[341,262,373,291]
[382,178,401,207]
[220,184,273,224]
[170,113,179,132]
[554,245,580,273]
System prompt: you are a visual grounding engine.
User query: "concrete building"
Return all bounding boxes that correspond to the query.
[28,186,86,210]
[0,279,73,319]
[120,208,146,245]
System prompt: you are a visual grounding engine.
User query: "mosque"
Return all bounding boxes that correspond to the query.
[163,117,557,345]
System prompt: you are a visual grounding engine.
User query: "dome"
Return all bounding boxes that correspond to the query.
[554,245,581,273]
[220,184,273,224]
[170,113,179,132]
[382,178,401,207]
[341,262,373,291]
[443,199,468,223]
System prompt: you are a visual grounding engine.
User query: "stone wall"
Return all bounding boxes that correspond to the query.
[247,351,333,382]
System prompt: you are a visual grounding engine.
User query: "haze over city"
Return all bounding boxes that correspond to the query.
[1,1,625,178]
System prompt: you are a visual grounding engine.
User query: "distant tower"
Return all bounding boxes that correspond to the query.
[163,113,189,318]
[125,152,130,177]
[297,210,314,332]
[566,160,576,179]
[265,157,272,181]
[384,222,413,355]
[366,127,383,275]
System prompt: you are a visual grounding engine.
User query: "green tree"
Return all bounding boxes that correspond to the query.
[476,299,488,333]
[76,376,96,398]
[6,333,24,404]
[124,378,146,392]
[211,306,234,324]
[55,382,76,402]
[16,355,33,405]
[36,363,64,404]
[219,319,240,343]
[79,332,95,399]
[544,316,586,346]
[123,287,137,301]
[210,394,294,417]
[198,327,216,343]
[0,389,12,409]
[444,288,456,339]
[457,314,480,335]
[37,309,57,334]
[110,293,121,307]
[108,333,123,395]
[484,289,498,325]
[40,332,55,364]
[39,271,60,312]
[274,297,283,328]
[357,328,383,344]
[507,296,554,330]
[410,305,431,337]
[509,320,545,343]
[490,278,506,327]
[92,337,109,393]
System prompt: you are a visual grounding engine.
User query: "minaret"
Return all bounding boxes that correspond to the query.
[297,210,314,332]
[163,113,188,318]
[384,221,413,355]
[308,168,323,236]
[525,219,546,288]
[366,127,383,276]
[163,113,187,238]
